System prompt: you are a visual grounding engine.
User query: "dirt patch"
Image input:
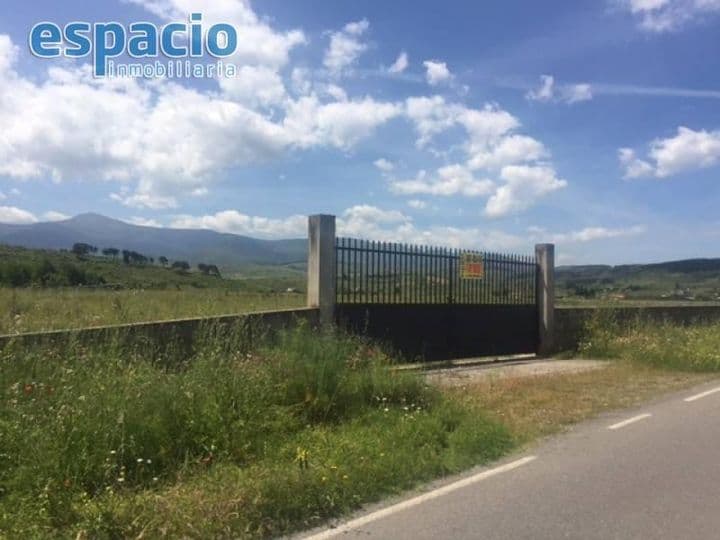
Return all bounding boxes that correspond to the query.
[426,359,610,387]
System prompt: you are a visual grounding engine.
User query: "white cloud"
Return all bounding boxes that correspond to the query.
[0,1,566,220]
[619,148,655,178]
[618,0,720,32]
[405,96,461,147]
[0,206,37,224]
[42,211,70,222]
[374,158,395,173]
[407,199,427,209]
[401,97,566,216]
[125,0,306,68]
[530,224,646,243]
[323,84,348,102]
[526,75,555,102]
[0,23,400,209]
[390,165,495,197]
[457,105,521,152]
[467,134,546,171]
[290,67,313,96]
[126,216,162,227]
[0,35,18,75]
[324,19,370,74]
[337,205,524,250]
[162,204,528,251]
[389,52,409,74]
[218,65,287,107]
[423,60,452,86]
[171,210,307,239]
[620,127,720,178]
[563,84,593,104]
[485,165,567,218]
[526,75,593,104]
[111,190,179,210]
[284,95,401,150]
[338,205,411,237]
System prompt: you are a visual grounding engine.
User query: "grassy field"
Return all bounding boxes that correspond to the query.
[556,297,720,307]
[0,325,513,538]
[579,311,720,371]
[2,318,719,538]
[0,288,306,334]
[0,245,306,290]
[0,244,309,334]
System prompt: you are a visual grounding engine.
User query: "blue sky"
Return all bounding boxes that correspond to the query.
[1,0,720,264]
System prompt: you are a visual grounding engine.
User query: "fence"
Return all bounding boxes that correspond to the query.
[335,237,537,305]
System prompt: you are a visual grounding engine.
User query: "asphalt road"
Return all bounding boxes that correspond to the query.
[300,380,720,540]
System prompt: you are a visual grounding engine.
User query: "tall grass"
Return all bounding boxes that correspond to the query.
[580,310,720,371]
[0,288,305,334]
[0,323,512,538]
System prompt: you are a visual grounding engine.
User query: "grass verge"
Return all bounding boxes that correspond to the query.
[448,363,712,446]
[3,315,719,539]
[579,310,720,371]
[0,324,512,539]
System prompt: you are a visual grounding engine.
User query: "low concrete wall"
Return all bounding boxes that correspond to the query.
[555,306,720,352]
[0,307,320,356]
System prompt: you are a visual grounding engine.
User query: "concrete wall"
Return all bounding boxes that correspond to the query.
[0,307,320,357]
[555,306,720,352]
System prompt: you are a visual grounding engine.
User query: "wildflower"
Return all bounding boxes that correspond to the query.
[342,475,349,480]
[153,477,159,482]
[146,459,152,464]
[137,458,144,464]
[23,384,34,396]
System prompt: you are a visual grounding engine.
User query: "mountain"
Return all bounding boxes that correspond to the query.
[0,213,306,270]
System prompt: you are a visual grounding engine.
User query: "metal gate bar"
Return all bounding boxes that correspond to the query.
[335,237,537,306]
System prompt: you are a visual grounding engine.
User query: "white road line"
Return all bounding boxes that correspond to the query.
[302,456,537,540]
[684,386,720,403]
[608,413,652,430]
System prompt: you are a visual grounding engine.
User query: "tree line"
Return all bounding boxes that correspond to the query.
[71,242,222,277]
[0,258,104,287]
[0,243,224,288]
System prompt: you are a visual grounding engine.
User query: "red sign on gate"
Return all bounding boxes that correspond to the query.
[460,253,484,280]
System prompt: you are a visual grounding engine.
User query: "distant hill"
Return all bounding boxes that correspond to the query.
[557,259,720,302]
[0,213,306,271]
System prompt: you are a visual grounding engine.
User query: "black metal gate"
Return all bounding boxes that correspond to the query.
[334,238,538,361]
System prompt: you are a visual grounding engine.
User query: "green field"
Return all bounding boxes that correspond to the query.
[0,288,306,334]
[0,245,306,334]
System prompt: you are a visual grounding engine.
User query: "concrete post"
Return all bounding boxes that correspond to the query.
[307,214,336,326]
[535,243,555,356]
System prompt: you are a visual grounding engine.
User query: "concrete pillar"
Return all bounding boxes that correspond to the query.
[535,243,555,356]
[307,214,336,326]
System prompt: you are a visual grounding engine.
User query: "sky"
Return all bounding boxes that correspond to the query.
[1,0,720,265]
